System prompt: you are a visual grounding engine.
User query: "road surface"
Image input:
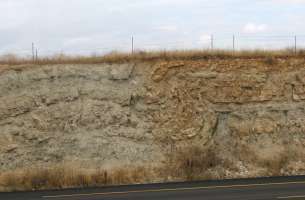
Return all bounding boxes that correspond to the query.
[1,176,305,200]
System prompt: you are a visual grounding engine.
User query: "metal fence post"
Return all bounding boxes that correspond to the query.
[32,43,35,61]
[211,34,214,50]
[36,48,38,61]
[131,36,134,54]
[233,35,235,52]
[294,35,297,55]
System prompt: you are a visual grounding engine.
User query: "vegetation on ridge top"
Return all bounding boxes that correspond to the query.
[0,49,305,66]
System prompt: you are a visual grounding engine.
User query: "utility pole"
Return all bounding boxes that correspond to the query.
[211,34,214,50]
[32,42,35,61]
[131,36,134,54]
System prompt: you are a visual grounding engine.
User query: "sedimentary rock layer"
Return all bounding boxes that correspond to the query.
[1,58,305,177]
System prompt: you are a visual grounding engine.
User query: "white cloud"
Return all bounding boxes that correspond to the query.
[287,0,305,2]
[0,1,29,30]
[269,0,305,3]
[155,25,178,32]
[243,23,268,33]
[0,0,303,55]
[199,34,212,44]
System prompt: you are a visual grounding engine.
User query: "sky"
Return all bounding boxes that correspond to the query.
[1,0,305,56]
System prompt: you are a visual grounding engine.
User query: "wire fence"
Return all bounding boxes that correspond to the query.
[2,34,305,59]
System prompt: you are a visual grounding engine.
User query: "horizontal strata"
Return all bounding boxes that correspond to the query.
[0,58,305,178]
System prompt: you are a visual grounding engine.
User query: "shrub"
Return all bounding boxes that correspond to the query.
[164,145,221,181]
[263,56,277,65]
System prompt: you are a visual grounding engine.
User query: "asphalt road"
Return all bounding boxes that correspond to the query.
[1,176,305,200]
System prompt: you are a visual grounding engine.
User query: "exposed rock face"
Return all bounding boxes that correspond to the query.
[1,58,305,178]
[0,64,159,170]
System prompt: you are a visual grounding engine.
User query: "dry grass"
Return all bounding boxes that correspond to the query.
[1,49,305,66]
[0,144,302,192]
[0,145,223,192]
[0,164,157,192]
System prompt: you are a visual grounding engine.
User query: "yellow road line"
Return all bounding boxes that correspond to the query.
[43,181,305,199]
[277,195,305,199]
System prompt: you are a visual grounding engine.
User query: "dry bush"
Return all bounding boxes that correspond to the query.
[0,54,25,65]
[256,145,305,176]
[263,56,278,65]
[257,153,289,176]
[164,145,222,181]
[229,142,290,177]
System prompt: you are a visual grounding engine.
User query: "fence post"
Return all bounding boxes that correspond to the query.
[233,35,235,53]
[131,36,134,54]
[294,35,297,55]
[211,34,214,50]
[35,48,38,61]
[32,43,35,61]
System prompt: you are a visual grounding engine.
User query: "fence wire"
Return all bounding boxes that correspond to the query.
[1,35,305,58]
